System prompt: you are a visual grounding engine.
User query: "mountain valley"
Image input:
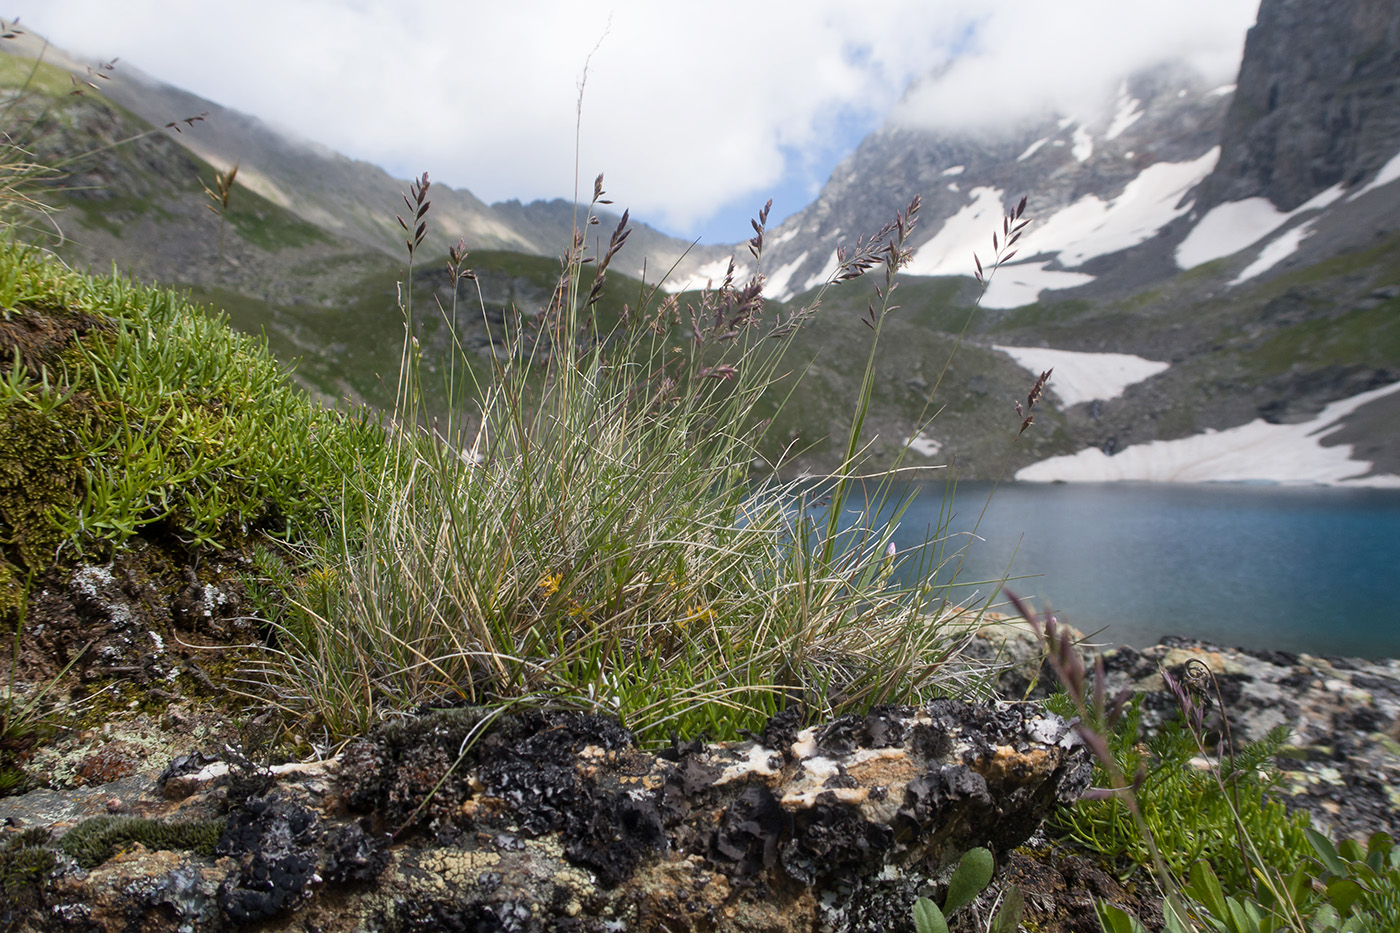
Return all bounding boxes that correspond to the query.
[4,0,1398,483]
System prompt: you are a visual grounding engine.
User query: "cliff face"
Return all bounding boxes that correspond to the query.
[1201,0,1400,210]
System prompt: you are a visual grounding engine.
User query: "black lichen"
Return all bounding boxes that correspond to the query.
[710,784,788,881]
[322,821,390,885]
[218,850,318,924]
[156,751,221,793]
[215,794,321,925]
[383,897,535,933]
[895,764,992,844]
[757,707,803,758]
[781,797,894,886]
[563,793,665,887]
[56,815,225,869]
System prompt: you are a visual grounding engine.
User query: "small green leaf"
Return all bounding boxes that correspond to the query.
[991,885,1024,933]
[943,847,994,915]
[1309,828,1349,877]
[1093,900,1148,933]
[1313,903,1342,930]
[913,895,949,933]
[1225,897,1256,932]
[1325,878,1364,915]
[1337,838,1365,863]
[1284,867,1312,911]
[1162,897,1195,933]
[1187,861,1230,921]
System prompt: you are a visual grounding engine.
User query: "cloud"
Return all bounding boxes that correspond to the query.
[893,1,1259,132]
[20,1,1257,237]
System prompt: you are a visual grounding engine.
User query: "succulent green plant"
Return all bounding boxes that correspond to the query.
[912,847,1022,933]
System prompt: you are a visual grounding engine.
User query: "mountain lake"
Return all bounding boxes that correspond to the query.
[842,480,1400,659]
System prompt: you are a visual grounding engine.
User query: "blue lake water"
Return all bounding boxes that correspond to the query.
[858,481,1400,659]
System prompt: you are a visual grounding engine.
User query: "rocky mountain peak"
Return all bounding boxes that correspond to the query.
[1200,0,1400,212]
[750,60,1231,302]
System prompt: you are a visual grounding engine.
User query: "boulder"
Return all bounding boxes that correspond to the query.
[0,702,1090,932]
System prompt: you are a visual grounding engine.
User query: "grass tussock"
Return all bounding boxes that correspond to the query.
[259,177,997,744]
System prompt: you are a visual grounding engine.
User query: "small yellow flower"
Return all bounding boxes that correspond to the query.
[536,573,563,596]
[680,601,717,630]
[307,566,337,586]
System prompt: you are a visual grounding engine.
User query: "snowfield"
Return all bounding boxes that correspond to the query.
[1176,183,1344,271]
[1014,149,1218,267]
[981,264,1096,310]
[1015,381,1400,486]
[993,345,1170,406]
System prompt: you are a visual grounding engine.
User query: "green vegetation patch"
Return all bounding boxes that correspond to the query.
[0,827,56,923]
[0,237,385,568]
[57,815,225,869]
[219,184,332,252]
[1048,694,1313,894]
[1248,301,1400,377]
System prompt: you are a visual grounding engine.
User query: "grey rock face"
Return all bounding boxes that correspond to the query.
[1201,0,1400,211]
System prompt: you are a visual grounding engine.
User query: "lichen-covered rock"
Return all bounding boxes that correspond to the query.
[0,701,1090,932]
[973,620,1400,842]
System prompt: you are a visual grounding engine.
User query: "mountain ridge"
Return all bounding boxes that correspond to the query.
[5,2,1399,483]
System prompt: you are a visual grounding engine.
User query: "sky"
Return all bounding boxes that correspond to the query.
[22,1,1260,245]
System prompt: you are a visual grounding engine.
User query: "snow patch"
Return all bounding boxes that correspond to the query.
[907,432,942,457]
[981,262,1096,310]
[946,182,960,192]
[801,249,841,294]
[1207,84,1236,97]
[941,165,966,176]
[1349,148,1400,201]
[771,226,800,247]
[994,345,1170,406]
[1230,221,1313,285]
[1016,381,1400,486]
[1105,90,1143,140]
[763,250,810,301]
[1072,126,1094,162]
[662,256,738,293]
[1016,148,1218,267]
[1017,137,1049,162]
[1177,182,1345,270]
[904,186,1006,277]
[1176,198,1289,269]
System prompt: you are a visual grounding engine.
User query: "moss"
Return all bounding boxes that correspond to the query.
[56,815,226,869]
[0,404,82,576]
[0,827,57,926]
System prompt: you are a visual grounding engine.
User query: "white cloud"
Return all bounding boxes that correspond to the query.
[21,0,1258,238]
[893,1,1258,132]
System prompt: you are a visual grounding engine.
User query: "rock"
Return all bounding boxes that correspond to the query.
[1201,0,1400,212]
[970,621,1400,842]
[0,703,1089,932]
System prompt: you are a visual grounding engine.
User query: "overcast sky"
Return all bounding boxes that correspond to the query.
[23,1,1259,244]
